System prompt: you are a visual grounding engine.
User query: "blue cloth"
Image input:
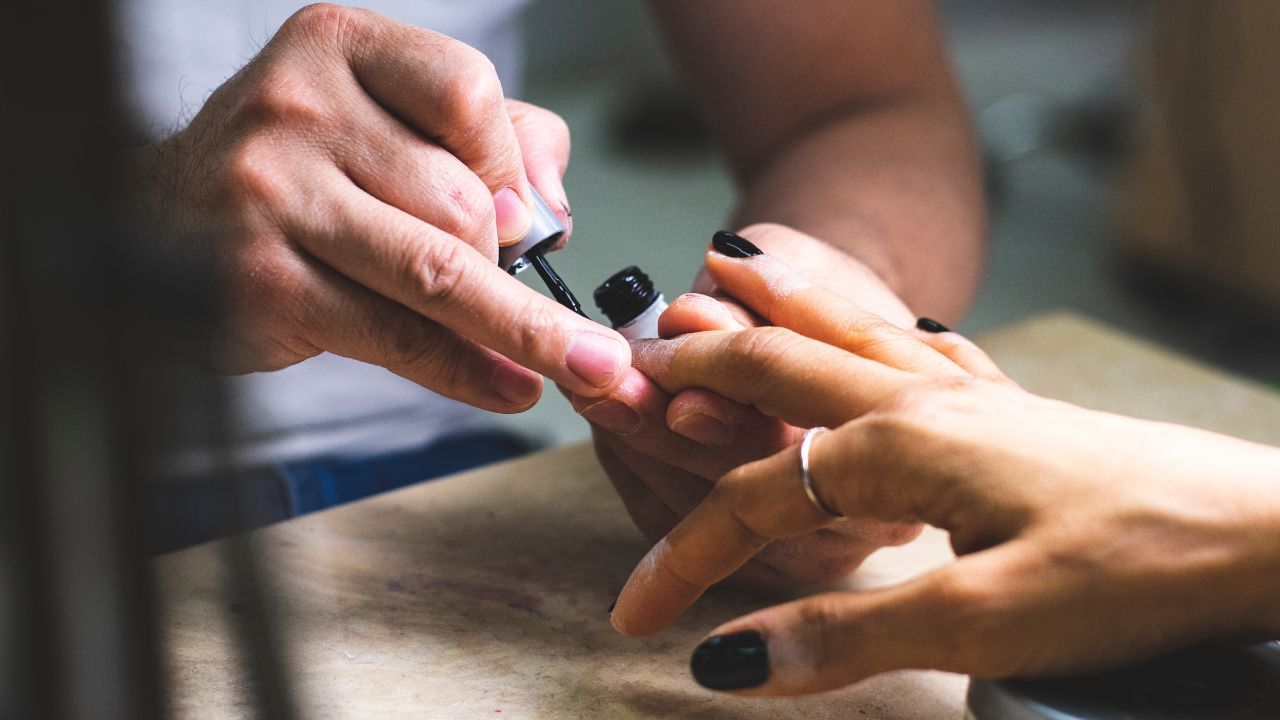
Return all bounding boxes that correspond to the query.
[145,429,536,555]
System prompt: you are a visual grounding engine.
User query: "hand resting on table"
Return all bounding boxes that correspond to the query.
[609,249,1280,696]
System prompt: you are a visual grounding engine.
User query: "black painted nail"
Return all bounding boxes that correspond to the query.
[712,231,764,258]
[608,599,616,614]
[690,630,769,690]
[916,317,950,333]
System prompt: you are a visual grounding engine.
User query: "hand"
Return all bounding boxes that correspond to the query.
[572,225,939,589]
[129,4,629,411]
[610,251,1280,695]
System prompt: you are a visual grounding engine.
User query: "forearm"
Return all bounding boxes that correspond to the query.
[731,94,985,324]
[649,0,985,324]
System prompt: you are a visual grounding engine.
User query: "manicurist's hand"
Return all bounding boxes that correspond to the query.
[610,250,1280,695]
[571,226,932,589]
[130,4,629,410]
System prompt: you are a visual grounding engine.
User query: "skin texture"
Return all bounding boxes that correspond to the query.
[129,4,630,411]
[577,0,985,588]
[650,0,985,321]
[610,252,1280,696]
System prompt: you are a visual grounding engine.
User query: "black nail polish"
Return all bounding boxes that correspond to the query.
[690,630,769,690]
[712,230,764,258]
[916,317,950,333]
[608,599,616,614]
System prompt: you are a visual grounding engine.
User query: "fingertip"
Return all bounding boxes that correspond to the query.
[490,361,543,410]
[564,329,631,395]
[659,293,739,337]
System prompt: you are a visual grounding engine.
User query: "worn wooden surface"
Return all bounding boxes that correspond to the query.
[156,311,1280,719]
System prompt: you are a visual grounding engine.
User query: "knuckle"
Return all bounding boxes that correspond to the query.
[235,66,328,131]
[407,238,472,309]
[794,595,848,670]
[285,3,362,45]
[223,142,287,209]
[509,293,552,356]
[440,46,503,132]
[223,248,315,360]
[438,175,496,244]
[727,326,801,370]
[372,309,432,370]
[724,326,804,396]
[230,248,298,310]
[835,314,901,358]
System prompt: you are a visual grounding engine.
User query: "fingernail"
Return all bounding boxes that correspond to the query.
[915,317,950,333]
[691,631,769,691]
[607,599,616,614]
[712,230,764,258]
[566,332,626,388]
[494,187,533,243]
[579,399,640,435]
[491,362,541,408]
[670,412,734,447]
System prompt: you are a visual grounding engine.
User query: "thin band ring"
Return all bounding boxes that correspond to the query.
[800,426,844,519]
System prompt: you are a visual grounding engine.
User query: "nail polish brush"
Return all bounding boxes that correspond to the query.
[498,188,587,318]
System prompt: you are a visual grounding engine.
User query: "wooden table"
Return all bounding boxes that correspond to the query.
[157,312,1280,719]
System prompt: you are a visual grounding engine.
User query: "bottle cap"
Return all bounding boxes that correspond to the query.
[594,266,660,328]
[498,188,566,273]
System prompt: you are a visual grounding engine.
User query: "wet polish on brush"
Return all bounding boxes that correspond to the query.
[711,230,764,258]
[529,251,587,318]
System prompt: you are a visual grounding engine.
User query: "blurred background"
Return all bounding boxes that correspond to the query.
[502,0,1280,447]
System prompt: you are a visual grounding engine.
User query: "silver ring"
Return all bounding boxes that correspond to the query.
[800,426,843,519]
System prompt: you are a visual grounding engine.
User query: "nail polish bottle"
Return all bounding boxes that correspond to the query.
[593,266,668,340]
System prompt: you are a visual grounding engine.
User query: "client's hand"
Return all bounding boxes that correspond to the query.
[610,249,1280,695]
[573,225,931,588]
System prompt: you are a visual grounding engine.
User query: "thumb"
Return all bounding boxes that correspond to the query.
[689,546,1028,695]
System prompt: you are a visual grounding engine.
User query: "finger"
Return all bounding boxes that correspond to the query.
[658,292,756,338]
[571,368,736,480]
[594,434,830,591]
[333,94,500,258]
[703,249,964,377]
[666,389,794,451]
[291,5,534,243]
[507,99,572,245]
[598,432,713,521]
[693,547,1031,695]
[614,405,1041,635]
[913,326,1015,385]
[592,432,685,542]
[294,173,630,397]
[269,248,542,411]
[611,441,837,637]
[631,328,914,430]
